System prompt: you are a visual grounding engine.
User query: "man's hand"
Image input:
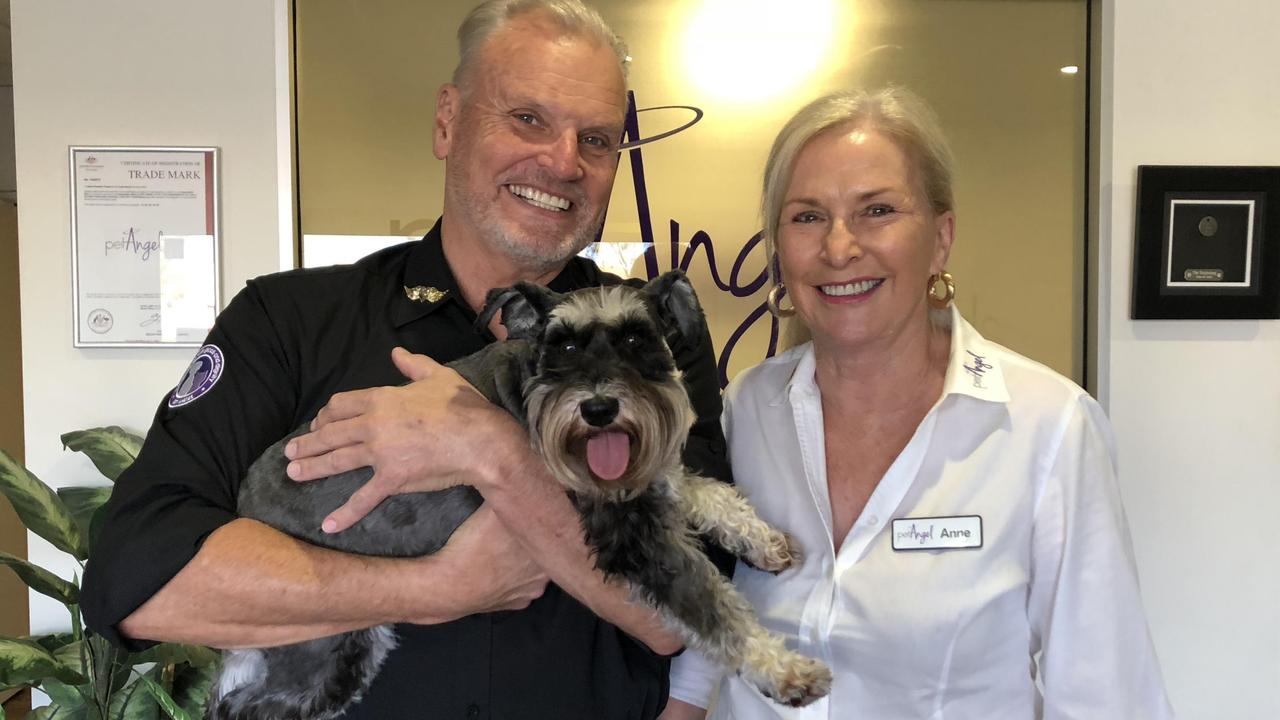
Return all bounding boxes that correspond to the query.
[284,347,521,533]
[414,504,549,622]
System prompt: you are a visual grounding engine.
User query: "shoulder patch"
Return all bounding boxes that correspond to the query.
[168,344,225,408]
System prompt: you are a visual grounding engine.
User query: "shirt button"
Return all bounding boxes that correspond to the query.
[466,704,480,718]
[866,514,879,526]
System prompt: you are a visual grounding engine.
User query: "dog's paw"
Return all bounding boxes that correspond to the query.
[745,530,803,574]
[762,653,832,708]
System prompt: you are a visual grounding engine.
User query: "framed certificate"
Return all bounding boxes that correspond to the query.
[1132,165,1280,319]
[70,146,220,346]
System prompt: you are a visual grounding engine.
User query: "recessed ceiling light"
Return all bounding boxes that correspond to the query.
[1060,65,1080,75]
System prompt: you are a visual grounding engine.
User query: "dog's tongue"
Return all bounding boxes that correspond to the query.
[586,431,631,481]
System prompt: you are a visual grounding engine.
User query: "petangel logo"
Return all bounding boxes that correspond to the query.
[85,156,98,164]
[617,104,703,149]
[617,92,781,387]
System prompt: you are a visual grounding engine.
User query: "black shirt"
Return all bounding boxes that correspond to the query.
[81,219,732,720]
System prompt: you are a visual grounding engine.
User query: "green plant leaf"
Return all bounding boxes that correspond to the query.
[50,641,85,678]
[138,675,191,720]
[109,670,160,720]
[109,655,133,708]
[0,552,78,605]
[170,663,217,717]
[31,704,89,720]
[0,452,87,561]
[25,634,76,655]
[60,428,142,483]
[55,488,113,551]
[86,635,123,715]
[131,644,219,670]
[0,638,86,687]
[37,678,87,710]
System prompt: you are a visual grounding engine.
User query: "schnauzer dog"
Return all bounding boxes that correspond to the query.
[208,270,832,720]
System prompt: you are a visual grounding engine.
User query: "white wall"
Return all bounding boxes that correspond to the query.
[12,0,291,636]
[1099,1,1280,717]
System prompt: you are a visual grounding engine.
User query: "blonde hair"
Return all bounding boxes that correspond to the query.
[761,88,956,348]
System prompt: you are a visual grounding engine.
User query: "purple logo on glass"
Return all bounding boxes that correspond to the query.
[168,344,224,408]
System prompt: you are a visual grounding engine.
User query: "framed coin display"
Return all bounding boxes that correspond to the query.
[1132,165,1280,319]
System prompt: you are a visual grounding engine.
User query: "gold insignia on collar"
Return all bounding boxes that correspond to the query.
[404,285,448,303]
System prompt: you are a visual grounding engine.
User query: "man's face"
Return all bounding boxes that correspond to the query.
[435,14,628,276]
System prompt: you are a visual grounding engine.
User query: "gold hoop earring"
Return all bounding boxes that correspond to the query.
[927,271,955,309]
[766,283,796,318]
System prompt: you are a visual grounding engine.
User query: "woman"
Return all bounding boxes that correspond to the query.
[661,89,1174,719]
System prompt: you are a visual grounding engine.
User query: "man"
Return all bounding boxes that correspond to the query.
[81,2,731,718]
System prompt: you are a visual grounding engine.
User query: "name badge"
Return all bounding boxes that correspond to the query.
[891,515,983,551]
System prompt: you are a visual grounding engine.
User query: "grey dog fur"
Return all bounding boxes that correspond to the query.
[208,271,830,720]
[211,341,530,720]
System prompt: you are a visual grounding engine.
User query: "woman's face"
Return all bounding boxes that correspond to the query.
[776,125,954,354]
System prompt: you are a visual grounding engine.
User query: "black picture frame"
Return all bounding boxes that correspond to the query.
[1132,165,1280,319]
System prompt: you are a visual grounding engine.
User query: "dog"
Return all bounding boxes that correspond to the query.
[208,270,832,719]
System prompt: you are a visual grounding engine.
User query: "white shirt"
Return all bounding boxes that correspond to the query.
[670,308,1174,720]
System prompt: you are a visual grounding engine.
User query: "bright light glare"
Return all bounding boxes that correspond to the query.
[682,0,840,103]
[1060,65,1079,75]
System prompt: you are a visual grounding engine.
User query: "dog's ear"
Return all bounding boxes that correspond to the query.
[642,270,706,344]
[476,282,560,340]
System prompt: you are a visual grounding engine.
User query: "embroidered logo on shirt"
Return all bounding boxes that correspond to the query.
[963,351,993,389]
[168,344,224,408]
[891,515,983,551]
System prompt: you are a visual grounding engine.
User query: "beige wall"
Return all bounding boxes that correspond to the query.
[0,197,26,640]
[296,0,1086,382]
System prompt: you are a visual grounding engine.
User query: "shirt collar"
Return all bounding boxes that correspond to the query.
[392,217,463,328]
[940,304,1010,403]
[771,304,1010,406]
[773,344,817,406]
[391,217,602,328]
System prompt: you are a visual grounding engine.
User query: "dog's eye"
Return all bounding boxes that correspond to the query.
[623,334,642,347]
[560,342,579,353]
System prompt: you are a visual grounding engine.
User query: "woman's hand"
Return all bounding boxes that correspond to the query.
[657,698,708,720]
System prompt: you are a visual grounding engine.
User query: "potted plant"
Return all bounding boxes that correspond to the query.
[0,427,217,719]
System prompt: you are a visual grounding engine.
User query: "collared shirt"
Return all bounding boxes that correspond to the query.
[82,219,732,720]
[669,307,1174,719]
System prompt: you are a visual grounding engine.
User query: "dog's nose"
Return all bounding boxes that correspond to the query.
[580,396,620,427]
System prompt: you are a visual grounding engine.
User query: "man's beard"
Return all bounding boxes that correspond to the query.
[447,170,601,277]
[481,216,597,276]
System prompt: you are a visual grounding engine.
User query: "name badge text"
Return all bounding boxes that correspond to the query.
[891,515,983,551]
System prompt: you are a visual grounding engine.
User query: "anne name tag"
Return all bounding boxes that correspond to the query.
[891,515,983,551]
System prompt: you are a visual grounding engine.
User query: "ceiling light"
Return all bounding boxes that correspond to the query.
[681,0,842,103]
